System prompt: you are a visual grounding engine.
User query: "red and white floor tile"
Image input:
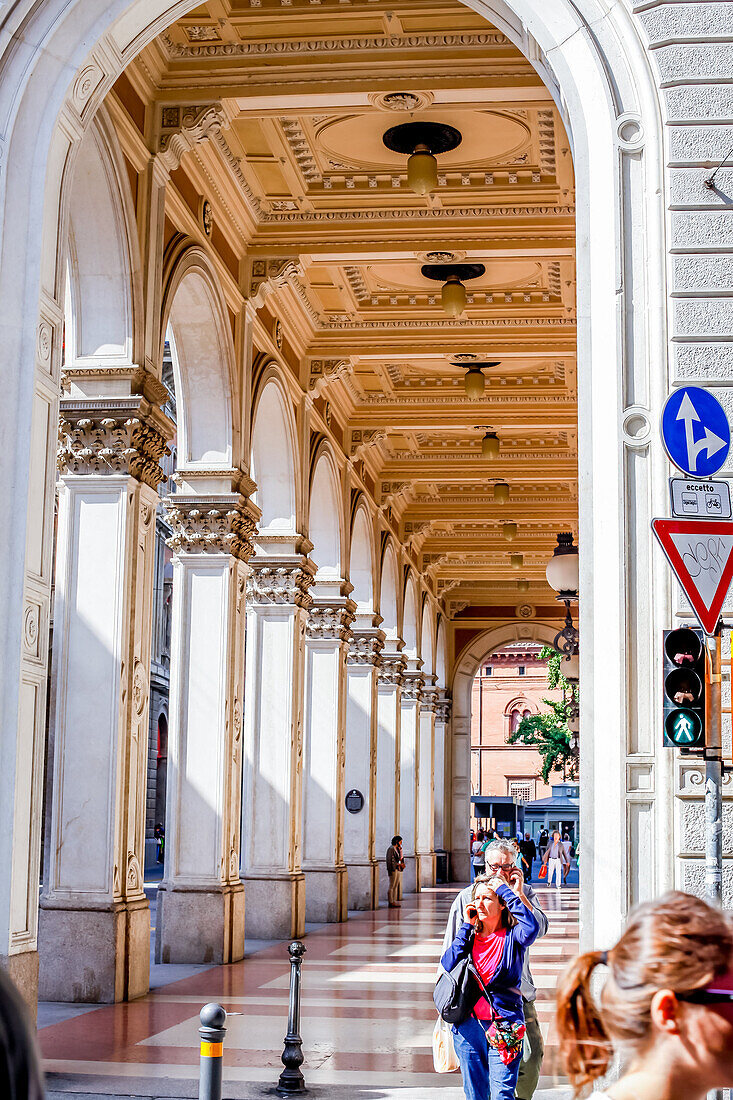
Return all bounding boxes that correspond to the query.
[40,884,578,1098]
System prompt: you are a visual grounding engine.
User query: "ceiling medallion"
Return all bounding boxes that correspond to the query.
[383,121,462,196]
[423,263,485,317]
[452,352,480,363]
[370,90,434,113]
[421,250,464,265]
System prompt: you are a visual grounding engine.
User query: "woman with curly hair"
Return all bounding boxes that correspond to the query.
[556,890,733,1098]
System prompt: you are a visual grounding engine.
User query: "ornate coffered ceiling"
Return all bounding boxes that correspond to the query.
[133,0,577,610]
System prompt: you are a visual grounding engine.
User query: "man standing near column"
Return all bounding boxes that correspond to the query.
[440,839,548,1099]
[386,836,404,908]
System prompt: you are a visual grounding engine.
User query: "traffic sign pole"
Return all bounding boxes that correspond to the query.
[705,634,723,907]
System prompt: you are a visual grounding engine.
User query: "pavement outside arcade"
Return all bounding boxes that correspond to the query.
[39,875,578,1100]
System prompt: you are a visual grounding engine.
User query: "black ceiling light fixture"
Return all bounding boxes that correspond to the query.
[423,263,485,318]
[382,121,462,196]
[450,359,498,399]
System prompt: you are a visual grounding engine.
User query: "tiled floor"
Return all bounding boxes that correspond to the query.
[41,883,579,1099]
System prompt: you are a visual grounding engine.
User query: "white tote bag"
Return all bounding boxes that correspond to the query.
[432,1016,460,1073]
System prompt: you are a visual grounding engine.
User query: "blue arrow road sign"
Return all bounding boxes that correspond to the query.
[661,386,730,478]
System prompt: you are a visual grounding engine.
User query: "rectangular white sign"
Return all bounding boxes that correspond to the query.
[670,478,731,520]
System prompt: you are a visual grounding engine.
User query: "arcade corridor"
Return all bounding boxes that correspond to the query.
[40,884,578,1098]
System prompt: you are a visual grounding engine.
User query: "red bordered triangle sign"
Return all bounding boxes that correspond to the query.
[651,518,733,635]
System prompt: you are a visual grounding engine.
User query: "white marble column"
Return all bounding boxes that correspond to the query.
[417,680,437,888]
[301,590,355,923]
[344,623,384,910]
[241,549,315,938]
[399,664,424,895]
[375,652,405,901]
[155,481,258,965]
[433,693,451,856]
[40,382,172,1002]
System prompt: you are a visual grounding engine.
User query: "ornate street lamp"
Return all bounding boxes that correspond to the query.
[547,532,580,663]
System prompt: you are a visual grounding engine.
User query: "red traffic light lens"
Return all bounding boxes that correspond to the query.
[664,667,703,707]
[664,627,703,667]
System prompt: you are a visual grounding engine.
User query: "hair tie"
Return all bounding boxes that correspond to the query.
[599,951,608,966]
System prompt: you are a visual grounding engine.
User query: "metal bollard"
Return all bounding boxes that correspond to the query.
[199,1002,227,1100]
[277,940,307,1094]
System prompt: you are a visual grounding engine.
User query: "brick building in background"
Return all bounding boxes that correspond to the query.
[470,643,564,824]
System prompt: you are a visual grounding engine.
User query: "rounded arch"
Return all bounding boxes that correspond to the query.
[453,621,558,721]
[65,107,142,371]
[504,696,538,718]
[402,574,419,661]
[378,541,400,643]
[420,599,435,679]
[250,373,298,534]
[161,246,236,470]
[349,503,375,612]
[309,447,343,578]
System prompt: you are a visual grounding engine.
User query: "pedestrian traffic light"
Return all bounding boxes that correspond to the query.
[663,627,706,751]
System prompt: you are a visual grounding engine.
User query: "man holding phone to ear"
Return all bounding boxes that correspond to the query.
[440,839,549,1099]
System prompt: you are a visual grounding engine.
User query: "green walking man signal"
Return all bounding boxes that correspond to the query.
[663,627,706,751]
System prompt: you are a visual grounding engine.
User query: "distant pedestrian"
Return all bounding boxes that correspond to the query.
[386,835,404,908]
[538,829,549,861]
[471,829,486,882]
[561,834,573,884]
[542,831,569,889]
[556,890,733,1099]
[154,821,165,864]
[519,833,537,882]
[0,966,45,1100]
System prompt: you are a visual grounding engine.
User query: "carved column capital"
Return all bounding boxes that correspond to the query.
[246,554,316,609]
[58,394,173,489]
[378,652,407,687]
[401,670,425,703]
[157,103,227,174]
[164,494,258,562]
[347,628,386,666]
[306,599,357,642]
[435,689,452,724]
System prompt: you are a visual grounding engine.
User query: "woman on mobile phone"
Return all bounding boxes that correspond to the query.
[556,890,733,1099]
[440,869,539,1100]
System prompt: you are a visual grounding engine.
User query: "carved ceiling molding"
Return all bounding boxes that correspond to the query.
[258,204,575,224]
[158,103,226,174]
[160,31,509,60]
[280,118,322,183]
[350,429,387,459]
[308,359,356,400]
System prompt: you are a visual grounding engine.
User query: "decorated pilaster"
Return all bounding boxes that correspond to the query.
[241,544,315,938]
[155,476,259,965]
[344,622,385,910]
[433,692,452,857]
[399,662,424,895]
[375,650,406,901]
[40,371,173,1002]
[302,590,356,922]
[417,678,438,888]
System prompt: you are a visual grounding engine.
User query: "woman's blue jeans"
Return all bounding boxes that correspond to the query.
[452,1017,521,1100]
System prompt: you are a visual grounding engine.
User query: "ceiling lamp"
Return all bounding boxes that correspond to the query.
[422,263,485,317]
[517,578,530,592]
[452,359,499,398]
[382,121,462,196]
[481,431,500,459]
[546,532,579,602]
[493,482,510,504]
[510,553,523,570]
[503,522,517,541]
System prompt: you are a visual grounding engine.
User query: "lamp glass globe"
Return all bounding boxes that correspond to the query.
[563,653,580,681]
[546,552,579,595]
[493,482,510,503]
[481,432,500,459]
[510,553,523,569]
[464,368,485,399]
[442,277,466,317]
[407,149,437,195]
[503,522,517,541]
[517,578,529,592]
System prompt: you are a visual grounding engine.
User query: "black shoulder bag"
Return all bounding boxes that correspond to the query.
[433,933,490,1025]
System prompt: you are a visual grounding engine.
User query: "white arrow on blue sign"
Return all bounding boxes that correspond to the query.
[661,386,731,478]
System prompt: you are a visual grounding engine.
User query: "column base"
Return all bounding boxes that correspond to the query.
[38,899,150,1002]
[400,854,417,895]
[155,882,244,965]
[417,852,436,888]
[451,849,470,885]
[242,873,305,939]
[0,949,39,1014]
[346,861,378,910]
[304,866,348,923]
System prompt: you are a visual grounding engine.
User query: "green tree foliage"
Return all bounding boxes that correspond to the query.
[506,645,577,781]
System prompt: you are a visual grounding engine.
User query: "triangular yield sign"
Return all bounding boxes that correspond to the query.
[651,518,733,635]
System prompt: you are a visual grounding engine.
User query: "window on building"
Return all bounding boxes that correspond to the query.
[484,666,492,676]
[518,665,526,676]
[508,779,535,803]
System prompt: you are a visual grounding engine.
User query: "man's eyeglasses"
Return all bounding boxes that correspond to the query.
[677,987,733,1005]
[486,862,511,873]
